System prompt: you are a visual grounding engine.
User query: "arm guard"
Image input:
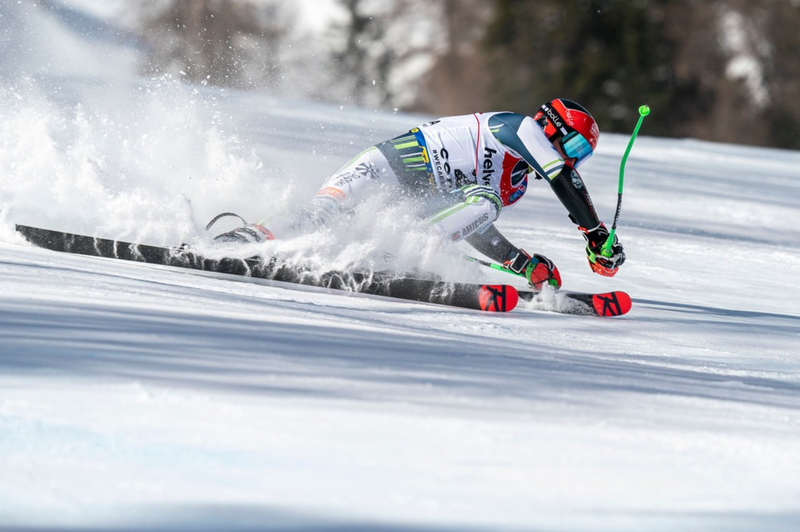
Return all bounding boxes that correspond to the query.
[548,165,601,229]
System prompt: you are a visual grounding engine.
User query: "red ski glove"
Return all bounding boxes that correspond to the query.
[580,224,625,277]
[504,249,562,289]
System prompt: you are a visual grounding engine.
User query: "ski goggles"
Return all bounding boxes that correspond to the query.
[560,131,594,167]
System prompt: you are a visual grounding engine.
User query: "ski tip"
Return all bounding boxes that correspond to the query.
[591,291,632,317]
[478,284,519,312]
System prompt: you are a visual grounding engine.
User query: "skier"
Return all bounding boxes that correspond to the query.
[213,98,626,288]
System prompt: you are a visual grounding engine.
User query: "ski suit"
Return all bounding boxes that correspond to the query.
[293,112,603,265]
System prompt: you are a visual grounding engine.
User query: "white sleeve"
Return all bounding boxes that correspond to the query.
[515,117,566,181]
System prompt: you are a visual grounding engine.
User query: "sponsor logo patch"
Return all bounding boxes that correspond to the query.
[590,122,599,140]
[570,168,583,189]
[432,147,452,184]
[316,187,347,201]
[543,104,564,130]
[461,212,490,237]
[482,147,497,186]
[509,186,526,202]
[331,162,379,188]
[356,162,379,179]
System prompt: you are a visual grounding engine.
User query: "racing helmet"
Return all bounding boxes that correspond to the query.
[533,98,599,168]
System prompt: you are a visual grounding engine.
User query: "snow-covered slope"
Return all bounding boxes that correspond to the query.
[1,3,800,531]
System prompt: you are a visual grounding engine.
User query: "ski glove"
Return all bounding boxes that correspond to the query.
[214,223,275,244]
[580,224,625,277]
[504,249,562,289]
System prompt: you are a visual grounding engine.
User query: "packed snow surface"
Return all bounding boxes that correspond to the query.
[1,2,799,531]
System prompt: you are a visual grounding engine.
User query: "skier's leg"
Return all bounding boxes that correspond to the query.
[276,147,402,236]
[425,185,503,242]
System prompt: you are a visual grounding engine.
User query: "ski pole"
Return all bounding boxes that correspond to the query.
[602,104,650,257]
[463,254,560,289]
[463,255,520,278]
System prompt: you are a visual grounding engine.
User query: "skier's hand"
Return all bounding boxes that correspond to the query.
[581,224,625,277]
[214,223,275,244]
[503,249,562,289]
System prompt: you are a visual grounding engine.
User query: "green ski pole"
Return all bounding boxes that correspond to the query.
[463,254,518,276]
[602,104,650,257]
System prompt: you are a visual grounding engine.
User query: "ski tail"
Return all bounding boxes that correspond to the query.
[591,291,632,317]
[478,285,519,312]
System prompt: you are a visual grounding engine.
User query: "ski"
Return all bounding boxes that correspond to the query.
[14,224,518,313]
[518,289,632,317]
[462,253,631,317]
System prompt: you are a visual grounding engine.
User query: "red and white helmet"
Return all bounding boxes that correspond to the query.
[533,98,599,168]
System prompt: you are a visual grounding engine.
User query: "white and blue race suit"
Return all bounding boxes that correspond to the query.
[289,112,602,265]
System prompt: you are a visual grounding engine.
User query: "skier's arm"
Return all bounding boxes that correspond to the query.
[547,164,601,230]
[549,164,626,277]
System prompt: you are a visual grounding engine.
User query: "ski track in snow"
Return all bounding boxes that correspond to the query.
[1,2,800,531]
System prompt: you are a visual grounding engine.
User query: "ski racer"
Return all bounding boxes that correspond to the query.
[214,98,626,288]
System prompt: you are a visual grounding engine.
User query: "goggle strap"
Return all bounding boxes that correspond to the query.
[539,103,570,140]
